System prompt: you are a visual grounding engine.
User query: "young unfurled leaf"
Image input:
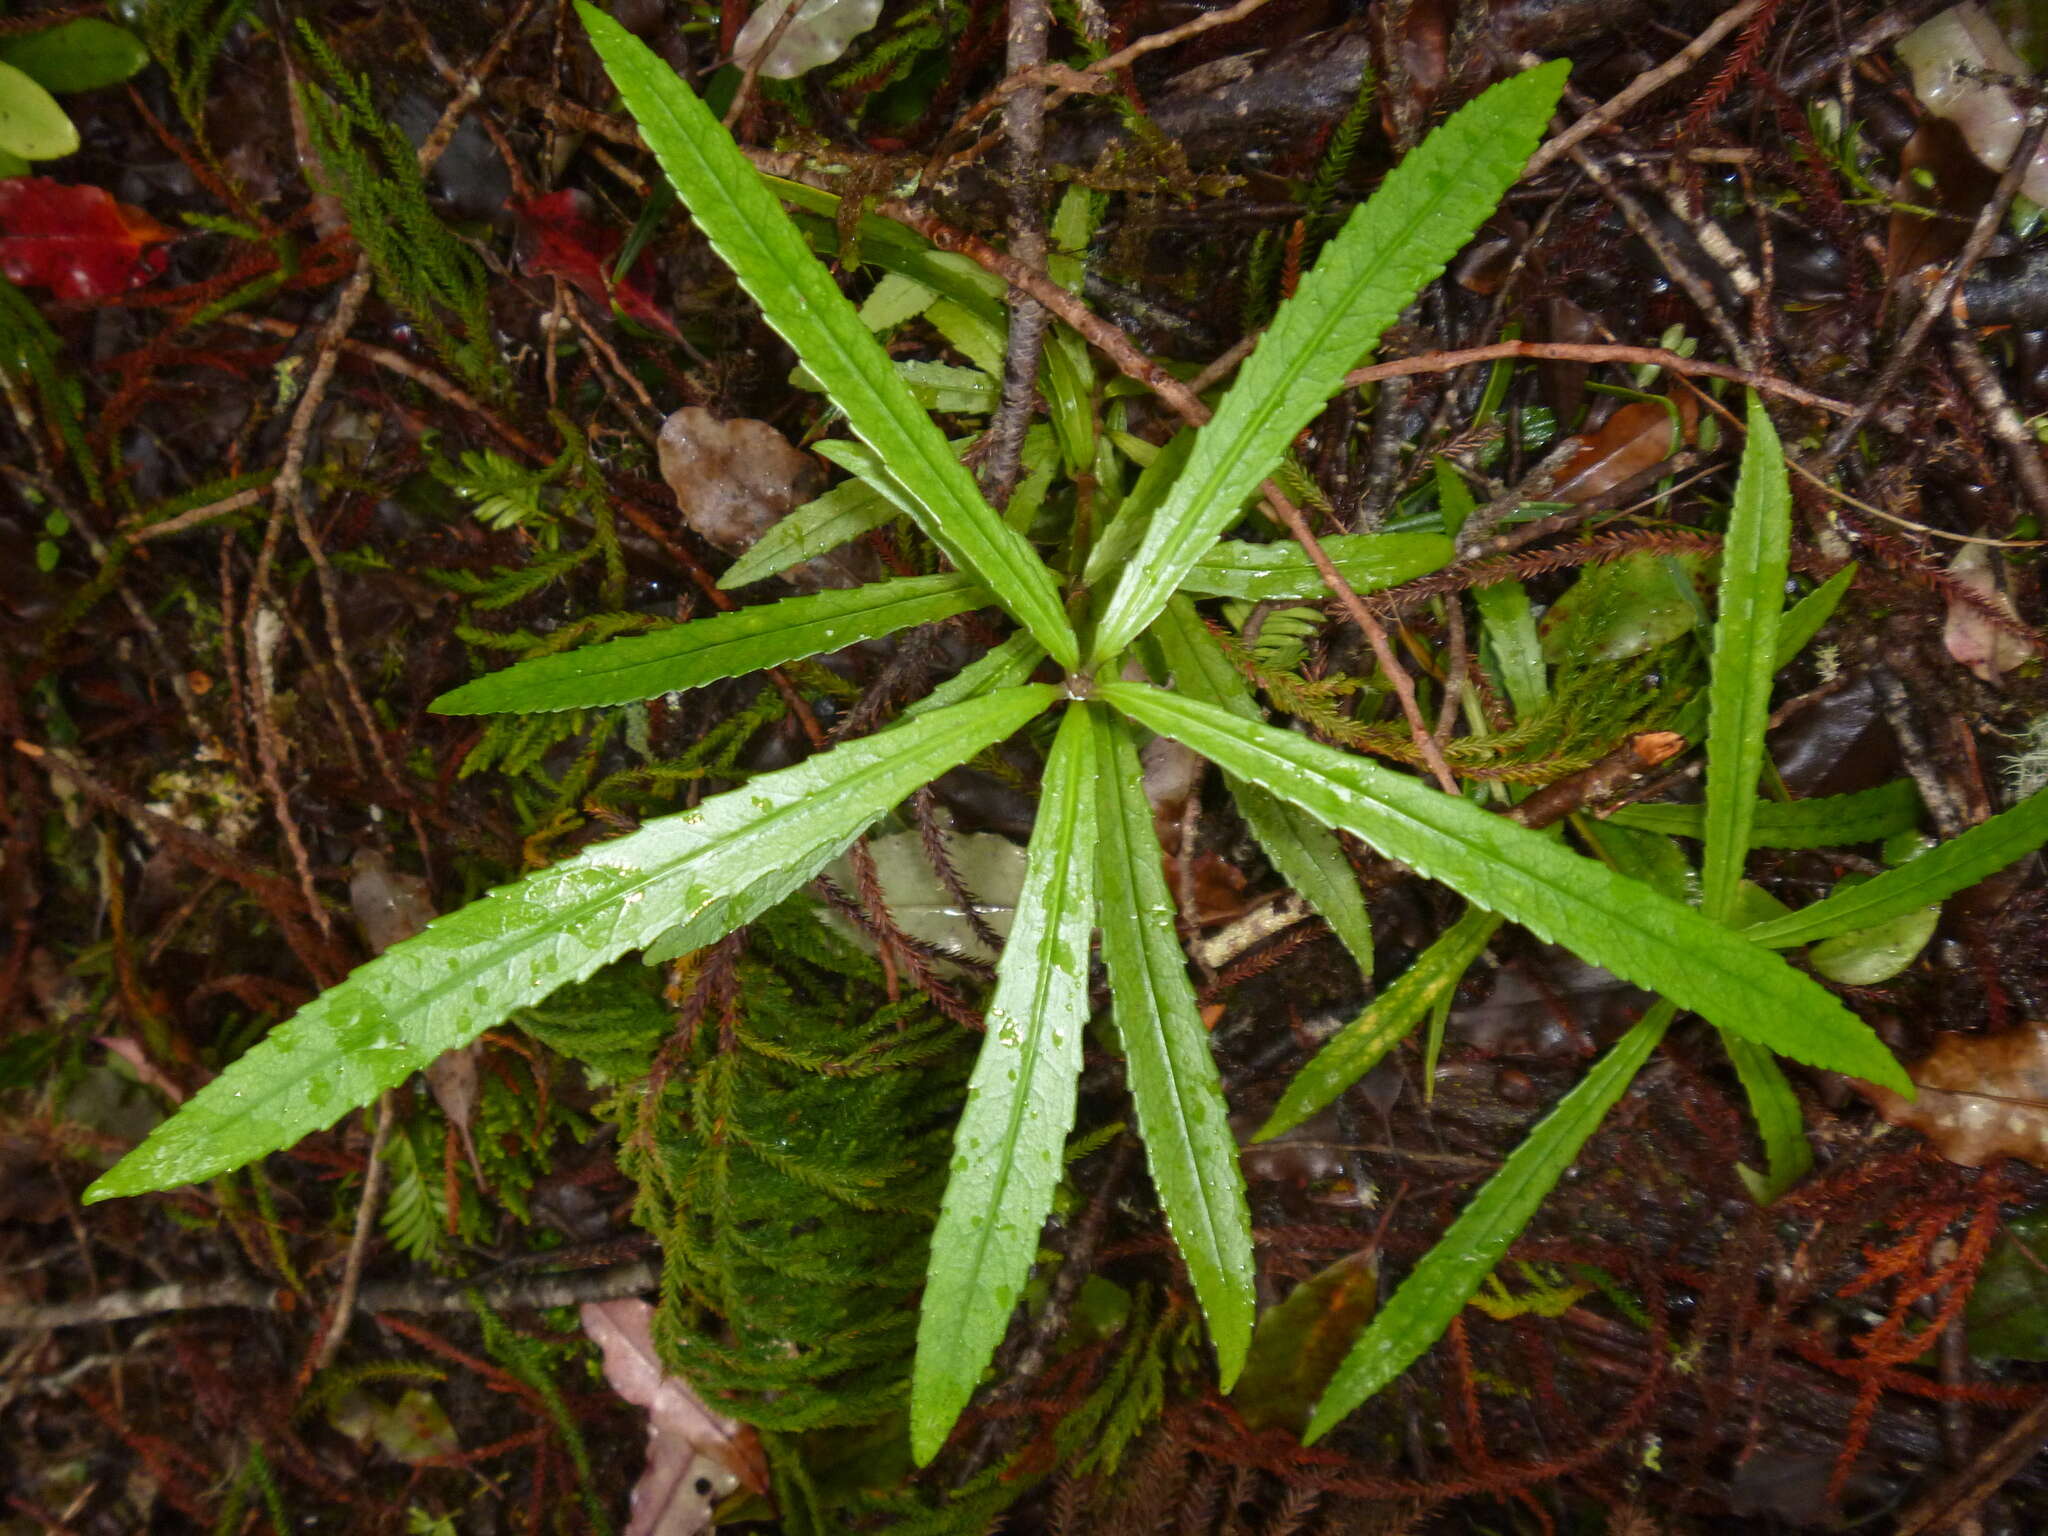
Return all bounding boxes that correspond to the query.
[1097,682,1910,1094]
[1700,394,1806,1197]
[431,574,988,714]
[576,4,1077,669]
[912,704,1097,1465]
[1089,708,1255,1386]
[0,64,77,161]
[85,686,1058,1201]
[1701,394,1792,923]
[1086,60,1569,663]
[1304,1005,1673,1441]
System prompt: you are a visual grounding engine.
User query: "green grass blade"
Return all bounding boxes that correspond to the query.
[1605,779,1922,849]
[1701,394,1791,923]
[576,4,1076,669]
[912,703,1098,1465]
[1088,707,1255,1385]
[1097,682,1909,1093]
[1303,1003,1673,1441]
[430,574,987,714]
[85,685,1060,1202]
[1148,596,1373,976]
[1085,61,1567,662]
[1744,783,2048,950]
[1698,395,1803,1195]
[1176,532,1454,603]
[1260,905,1502,1139]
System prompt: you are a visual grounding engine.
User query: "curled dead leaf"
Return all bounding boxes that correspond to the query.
[581,1298,770,1536]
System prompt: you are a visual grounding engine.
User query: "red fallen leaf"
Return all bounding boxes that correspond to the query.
[513,189,680,340]
[0,178,174,302]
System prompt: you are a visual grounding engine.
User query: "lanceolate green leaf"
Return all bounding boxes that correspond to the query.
[912,704,1098,1465]
[431,574,988,714]
[1744,783,2048,950]
[1698,395,1805,1198]
[1097,682,1910,1093]
[1260,904,1502,1140]
[1723,1033,1809,1201]
[1177,532,1455,603]
[1303,1003,1673,1442]
[86,685,1060,1202]
[1606,779,1922,849]
[1149,597,1373,976]
[1086,61,1568,663]
[1089,708,1255,1385]
[576,3,1076,669]
[717,477,898,589]
[899,631,1047,722]
[1774,561,1856,666]
[1701,394,1791,923]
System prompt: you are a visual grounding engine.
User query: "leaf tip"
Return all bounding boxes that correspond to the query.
[425,681,484,716]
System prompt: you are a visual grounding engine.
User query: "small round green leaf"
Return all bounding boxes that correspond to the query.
[0,20,151,94]
[0,61,79,160]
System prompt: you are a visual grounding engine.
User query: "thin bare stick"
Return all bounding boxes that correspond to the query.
[1521,0,1763,180]
[980,0,1054,505]
[246,260,374,941]
[1815,105,2048,473]
[312,1092,396,1371]
[1946,322,2048,524]
[127,486,268,543]
[1347,340,1849,413]
[0,1259,661,1332]
[220,314,552,459]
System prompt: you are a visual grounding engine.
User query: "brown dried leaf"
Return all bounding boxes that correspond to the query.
[1864,1022,2048,1168]
[658,408,860,588]
[581,1299,771,1536]
[1550,398,1688,505]
[1942,543,2037,684]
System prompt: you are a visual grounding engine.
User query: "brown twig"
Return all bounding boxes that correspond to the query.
[0,1259,661,1332]
[979,0,1054,506]
[1345,341,1849,414]
[217,314,551,460]
[1521,0,1763,179]
[1893,1391,2048,1535]
[311,1092,395,1372]
[1945,323,2048,525]
[1814,105,2048,474]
